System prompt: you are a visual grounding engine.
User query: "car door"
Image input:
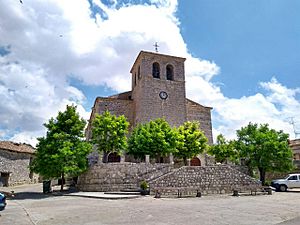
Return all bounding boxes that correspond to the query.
[287,175,299,188]
[297,175,300,188]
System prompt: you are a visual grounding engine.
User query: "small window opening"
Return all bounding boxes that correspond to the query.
[166,64,174,80]
[134,73,137,86]
[138,66,141,79]
[152,62,160,79]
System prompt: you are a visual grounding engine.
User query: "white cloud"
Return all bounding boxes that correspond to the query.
[0,55,86,145]
[199,78,299,141]
[0,0,299,146]
[0,0,219,146]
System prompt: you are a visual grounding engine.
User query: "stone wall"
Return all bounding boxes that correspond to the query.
[77,162,174,192]
[229,165,250,176]
[133,76,187,127]
[77,162,261,196]
[131,51,187,128]
[0,150,38,186]
[149,165,261,197]
[85,97,134,140]
[186,99,213,144]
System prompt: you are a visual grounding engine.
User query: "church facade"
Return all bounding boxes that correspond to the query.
[86,51,213,145]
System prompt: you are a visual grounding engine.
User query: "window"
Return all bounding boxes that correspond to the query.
[138,66,141,79]
[134,73,137,86]
[152,62,160,78]
[288,175,298,181]
[166,64,174,80]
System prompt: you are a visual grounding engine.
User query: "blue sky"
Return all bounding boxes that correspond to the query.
[0,0,299,145]
[178,0,300,98]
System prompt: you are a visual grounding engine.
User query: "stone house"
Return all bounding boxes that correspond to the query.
[0,141,38,186]
[85,51,213,165]
[289,139,300,170]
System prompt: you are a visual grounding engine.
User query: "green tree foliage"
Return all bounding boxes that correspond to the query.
[235,122,294,185]
[208,134,238,164]
[175,121,208,165]
[31,105,92,191]
[127,118,177,160]
[91,111,129,162]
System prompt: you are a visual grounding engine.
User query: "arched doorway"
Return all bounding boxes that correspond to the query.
[191,157,201,166]
[107,152,121,163]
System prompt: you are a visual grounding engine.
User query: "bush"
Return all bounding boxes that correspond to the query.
[140,180,149,190]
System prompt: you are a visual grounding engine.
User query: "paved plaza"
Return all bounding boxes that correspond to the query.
[0,184,300,225]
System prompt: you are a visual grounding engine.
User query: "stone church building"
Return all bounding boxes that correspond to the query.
[78,51,262,194]
[85,51,213,164]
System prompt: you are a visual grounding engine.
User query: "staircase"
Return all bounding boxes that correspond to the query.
[149,165,261,197]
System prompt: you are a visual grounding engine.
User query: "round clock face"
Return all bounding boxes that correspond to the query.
[159,91,168,100]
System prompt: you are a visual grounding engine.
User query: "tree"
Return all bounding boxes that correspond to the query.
[175,121,208,165]
[31,105,92,191]
[235,122,294,185]
[127,118,177,161]
[208,134,238,164]
[91,111,129,162]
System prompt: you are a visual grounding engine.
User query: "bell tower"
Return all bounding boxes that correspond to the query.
[130,51,187,127]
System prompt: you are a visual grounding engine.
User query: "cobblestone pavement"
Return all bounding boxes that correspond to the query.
[1,184,300,225]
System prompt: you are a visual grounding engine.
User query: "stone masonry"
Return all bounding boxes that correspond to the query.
[0,141,38,186]
[150,165,261,197]
[289,139,300,170]
[77,162,261,196]
[77,162,174,192]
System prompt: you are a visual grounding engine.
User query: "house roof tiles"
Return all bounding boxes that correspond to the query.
[0,141,35,154]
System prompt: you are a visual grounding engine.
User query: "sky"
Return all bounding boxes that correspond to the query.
[0,0,299,146]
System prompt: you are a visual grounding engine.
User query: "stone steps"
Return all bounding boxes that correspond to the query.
[149,165,262,197]
[104,191,141,195]
[120,188,140,192]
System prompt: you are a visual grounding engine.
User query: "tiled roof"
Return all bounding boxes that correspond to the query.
[0,141,35,154]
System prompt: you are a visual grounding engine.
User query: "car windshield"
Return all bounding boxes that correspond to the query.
[284,175,291,179]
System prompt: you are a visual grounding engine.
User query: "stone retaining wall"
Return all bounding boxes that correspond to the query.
[149,165,261,197]
[77,163,174,191]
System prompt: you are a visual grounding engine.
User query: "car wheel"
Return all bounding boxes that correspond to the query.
[279,185,287,192]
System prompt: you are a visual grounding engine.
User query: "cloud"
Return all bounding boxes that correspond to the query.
[193,77,300,141]
[0,0,299,146]
[0,0,219,146]
[0,55,86,146]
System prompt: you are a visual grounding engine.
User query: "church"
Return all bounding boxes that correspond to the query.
[78,51,262,194]
[86,50,213,147]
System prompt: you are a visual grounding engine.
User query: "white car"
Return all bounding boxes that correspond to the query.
[271,174,300,192]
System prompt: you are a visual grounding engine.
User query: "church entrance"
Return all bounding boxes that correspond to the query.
[191,157,201,166]
[107,152,121,163]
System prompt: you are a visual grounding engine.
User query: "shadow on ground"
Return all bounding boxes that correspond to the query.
[10,191,57,200]
[3,188,78,200]
[286,190,300,193]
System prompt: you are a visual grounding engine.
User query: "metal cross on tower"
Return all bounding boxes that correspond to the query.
[153,42,159,52]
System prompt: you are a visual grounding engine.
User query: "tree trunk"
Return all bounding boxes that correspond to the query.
[103,152,108,163]
[183,157,187,166]
[60,172,64,192]
[259,168,266,186]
